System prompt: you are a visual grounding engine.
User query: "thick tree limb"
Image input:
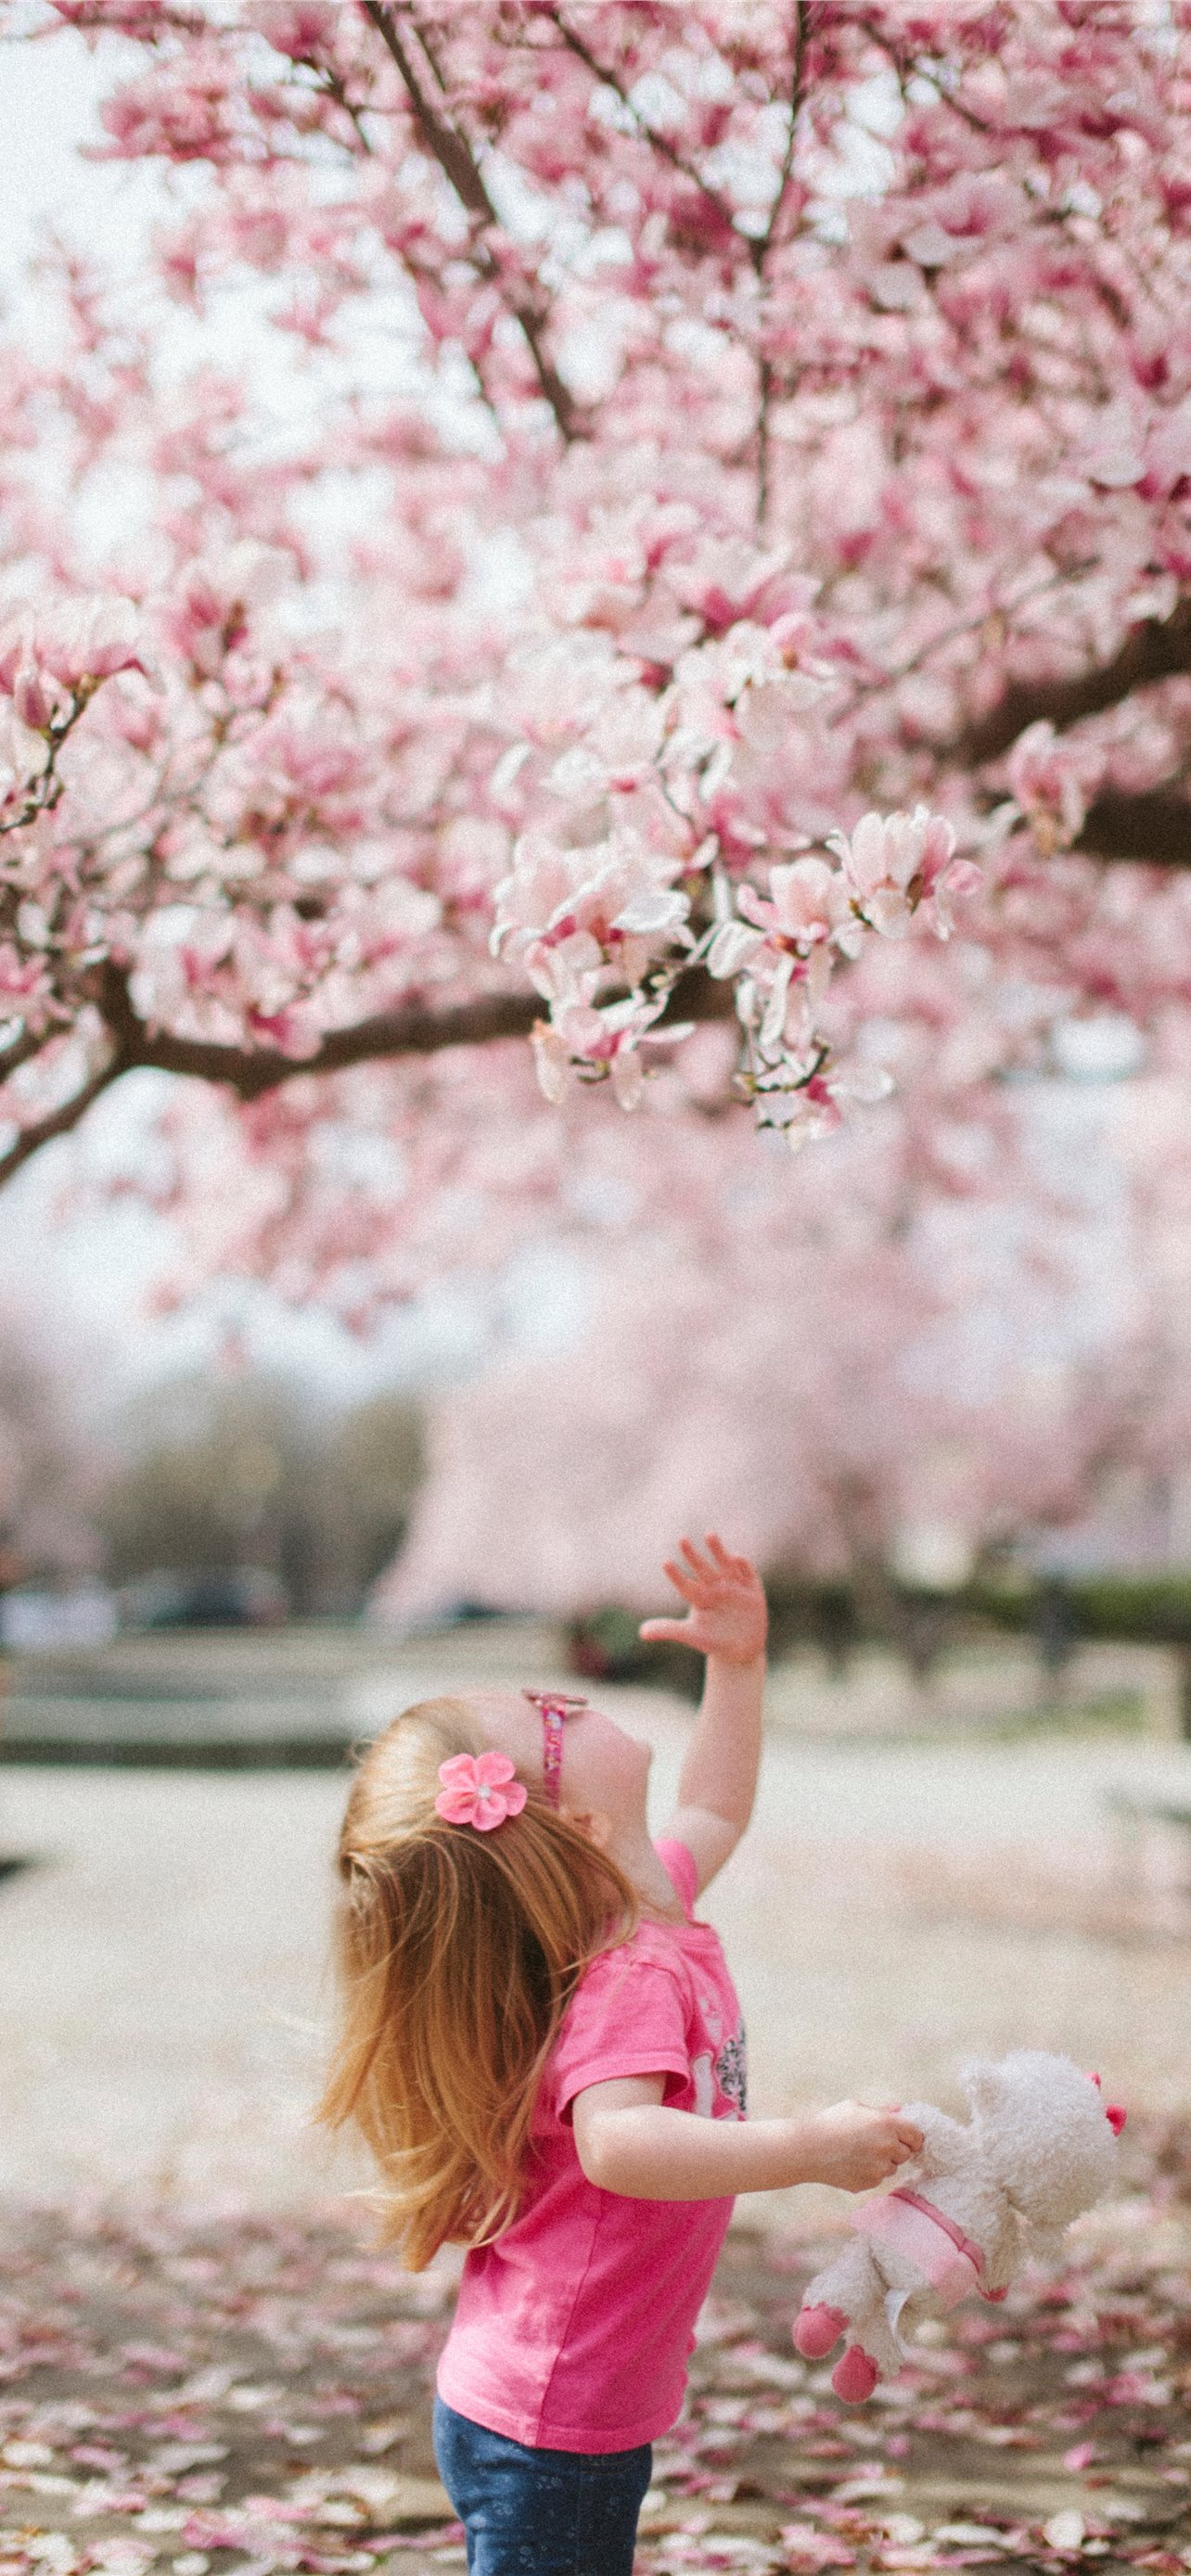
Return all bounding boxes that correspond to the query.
[954,597,1191,767]
[359,0,583,441]
[113,985,545,1098]
[1077,789,1191,869]
[93,962,736,1103]
[0,969,735,1179]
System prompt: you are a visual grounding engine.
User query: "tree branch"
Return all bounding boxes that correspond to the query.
[754,5,806,529]
[0,1024,50,1081]
[116,985,545,1097]
[358,0,583,441]
[0,1047,130,1190]
[93,963,736,1103]
[1076,789,1191,869]
[547,10,739,238]
[954,597,1191,767]
[752,2,805,275]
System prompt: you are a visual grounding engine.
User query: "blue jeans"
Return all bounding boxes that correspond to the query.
[432,2396,652,2575]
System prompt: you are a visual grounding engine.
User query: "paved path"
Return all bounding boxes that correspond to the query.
[2,1681,1188,2213]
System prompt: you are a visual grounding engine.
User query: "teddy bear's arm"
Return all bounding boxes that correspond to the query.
[980,2209,1020,2293]
[1017,2214,1072,2274]
[895,2102,973,2185]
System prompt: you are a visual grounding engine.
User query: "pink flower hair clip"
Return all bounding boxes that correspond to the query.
[435,1751,527,1831]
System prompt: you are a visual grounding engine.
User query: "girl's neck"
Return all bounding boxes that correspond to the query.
[609,1818,687,1921]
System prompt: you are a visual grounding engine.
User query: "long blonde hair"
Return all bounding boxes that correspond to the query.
[316,1697,637,2269]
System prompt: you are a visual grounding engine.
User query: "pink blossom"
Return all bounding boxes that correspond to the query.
[37,598,155,689]
[1006,723,1105,853]
[245,3,341,61]
[0,706,45,806]
[531,990,692,1108]
[493,832,691,991]
[0,946,53,1017]
[544,686,666,798]
[0,614,32,697]
[827,810,964,942]
[737,857,852,949]
[160,544,289,678]
[11,661,56,734]
[704,915,765,981]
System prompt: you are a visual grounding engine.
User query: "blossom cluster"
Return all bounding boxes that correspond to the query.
[0,0,1190,1209]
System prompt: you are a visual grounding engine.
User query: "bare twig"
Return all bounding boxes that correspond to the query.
[754,4,808,529]
[855,15,995,139]
[751,1,806,275]
[0,1047,129,1190]
[359,0,583,440]
[547,9,739,237]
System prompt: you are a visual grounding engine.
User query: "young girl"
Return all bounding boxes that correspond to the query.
[319,1535,922,2575]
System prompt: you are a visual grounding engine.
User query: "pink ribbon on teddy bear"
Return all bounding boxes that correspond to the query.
[851,2187,994,2310]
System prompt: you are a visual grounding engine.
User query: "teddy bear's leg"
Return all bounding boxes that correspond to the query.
[794,2299,848,2358]
[794,2240,882,2364]
[831,2295,904,2404]
[832,2342,879,2404]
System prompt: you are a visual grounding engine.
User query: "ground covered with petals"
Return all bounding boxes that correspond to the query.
[1,2128,1189,2576]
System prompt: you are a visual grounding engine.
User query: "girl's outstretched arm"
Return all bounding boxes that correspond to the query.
[573,2074,925,2200]
[641,1535,767,1894]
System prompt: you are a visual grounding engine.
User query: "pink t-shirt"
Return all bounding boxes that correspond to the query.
[435,1838,746,2454]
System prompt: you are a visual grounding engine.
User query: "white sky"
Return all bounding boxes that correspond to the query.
[0,20,162,283]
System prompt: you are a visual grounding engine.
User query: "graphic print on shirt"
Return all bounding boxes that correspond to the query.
[693,1987,748,2119]
[715,2023,748,2116]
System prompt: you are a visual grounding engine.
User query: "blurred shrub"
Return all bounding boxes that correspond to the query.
[567,1606,703,1702]
[569,1567,1191,1707]
[967,1571,1191,1643]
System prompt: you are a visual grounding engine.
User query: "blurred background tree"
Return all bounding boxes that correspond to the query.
[0,1316,98,1594]
[95,1375,424,1618]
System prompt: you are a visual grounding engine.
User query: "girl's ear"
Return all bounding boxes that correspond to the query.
[561,1806,611,1851]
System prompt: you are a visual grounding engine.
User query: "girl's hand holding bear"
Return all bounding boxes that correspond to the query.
[803,2098,926,2193]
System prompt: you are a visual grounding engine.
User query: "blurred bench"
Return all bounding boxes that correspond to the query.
[1107,1775,1191,1901]
[1108,1780,1191,1831]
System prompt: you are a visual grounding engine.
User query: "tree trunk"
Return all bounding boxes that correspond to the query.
[1178,1643,1191,1741]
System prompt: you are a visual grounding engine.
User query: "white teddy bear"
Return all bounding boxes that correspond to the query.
[794,2052,1125,2403]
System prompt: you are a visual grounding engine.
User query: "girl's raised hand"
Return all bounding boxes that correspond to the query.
[640,1534,767,1666]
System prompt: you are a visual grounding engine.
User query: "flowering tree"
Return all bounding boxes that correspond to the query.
[2,0,1191,1211]
[374,1099,1159,1622]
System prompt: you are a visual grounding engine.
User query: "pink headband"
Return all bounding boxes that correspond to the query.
[522,1690,587,1806]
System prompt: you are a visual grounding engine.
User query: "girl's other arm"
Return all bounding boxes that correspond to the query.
[640,1536,766,1894]
[573,2075,925,2200]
